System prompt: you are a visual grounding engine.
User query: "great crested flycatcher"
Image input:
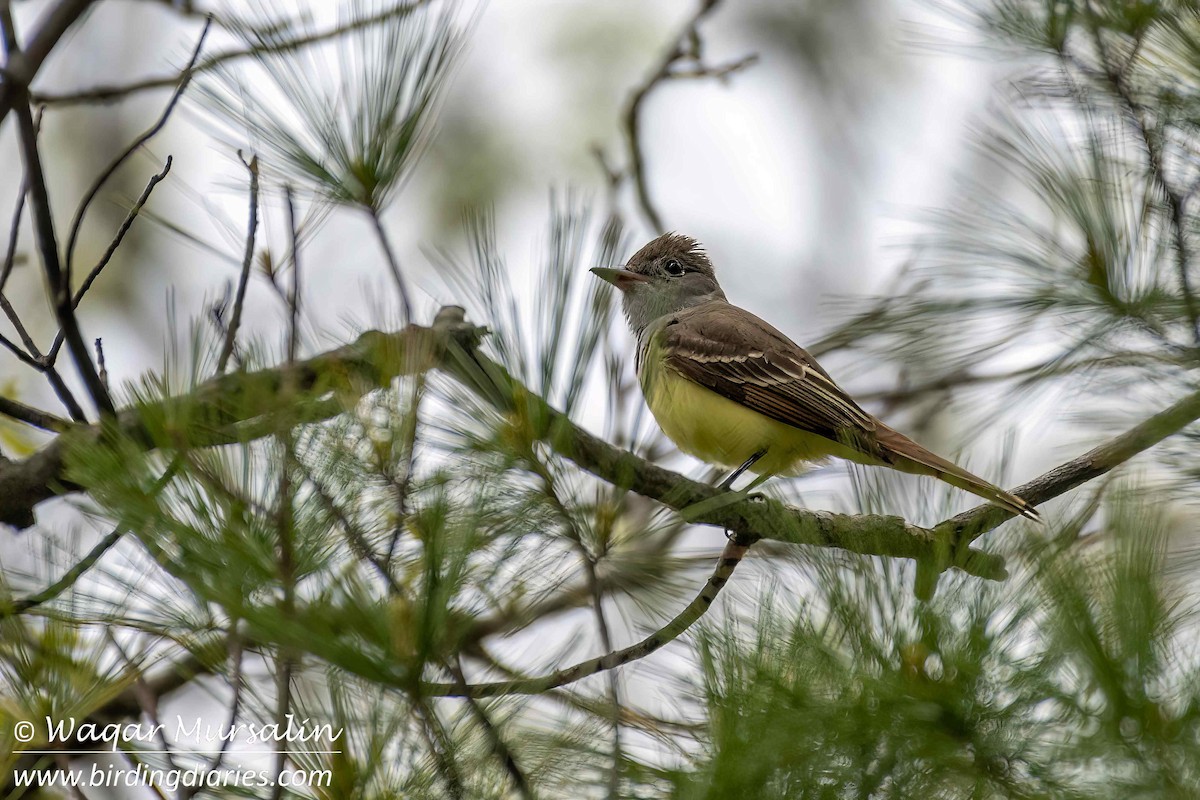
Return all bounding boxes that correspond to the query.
[591,233,1039,520]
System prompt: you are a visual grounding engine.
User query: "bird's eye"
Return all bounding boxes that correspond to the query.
[664,259,685,276]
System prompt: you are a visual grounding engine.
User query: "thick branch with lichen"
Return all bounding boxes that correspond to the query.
[0,309,1002,579]
[3,307,1198,583]
[5,306,1200,711]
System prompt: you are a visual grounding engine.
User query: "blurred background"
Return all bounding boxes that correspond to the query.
[4,0,1200,797]
[0,0,1005,437]
[1,0,1075,522]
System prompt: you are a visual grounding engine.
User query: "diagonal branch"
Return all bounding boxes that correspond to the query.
[1,459,179,618]
[62,17,209,274]
[70,157,172,306]
[1,527,123,617]
[0,394,70,432]
[215,154,259,374]
[0,0,96,127]
[2,308,1197,586]
[32,0,432,106]
[424,534,754,698]
[622,0,757,232]
[939,385,1200,548]
[0,2,112,417]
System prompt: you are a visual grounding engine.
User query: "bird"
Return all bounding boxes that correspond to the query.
[590,233,1039,521]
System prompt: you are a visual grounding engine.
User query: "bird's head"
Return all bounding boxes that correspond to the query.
[591,233,725,332]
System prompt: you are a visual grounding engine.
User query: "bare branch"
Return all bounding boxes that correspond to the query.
[0,175,26,294]
[0,394,70,432]
[941,385,1200,548]
[1,459,178,618]
[267,186,302,800]
[425,534,753,698]
[622,0,757,232]
[368,208,414,324]
[32,1,432,106]
[1,3,111,418]
[1,528,122,616]
[63,19,209,273]
[216,154,259,374]
[0,293,40,357]
[0,0,96,126]
[412,697,465,800]
[46,157,174,367]
[527,452,623,795]
[448,657,533,798]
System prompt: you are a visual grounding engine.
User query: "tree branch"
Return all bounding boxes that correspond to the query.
[1,527,122,616]
[424,534,754,698]
[2,308,1196,586]
[622,0,757,232]
[0,0,96,127]
[31,0,431,106]
[0,393,70,432]
[0,2,113,417]
[938,385,1200,548]
[71,157,171,306]
[62,15,209,274]
[215,154,259,374]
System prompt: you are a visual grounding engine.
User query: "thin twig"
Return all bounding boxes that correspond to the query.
[0,394,70,432]
[216,154,259,373]
[34,0,431,106]
[622,0,756,232]
[0,0,96,125]
[383,375,424,570]
[302,462,401,593]
[368,207,414,323]
[0,294,40,357]
[0,3,104,418]
[93,337,106,391]
[179,630,245,800]
[531,454,622,797]
[2,529,122,616]
[449,658,533,799]
[0,176,27,294]
[426,534,753,697]
[44,158,174,364]
[75,158,174,307]
[285,189,302,364]
[1,458,179,617]
[105,629,182,774]
[0,329,43,369]
[412,697,465,800]
[63,18,209,273]
[268,187,302,800]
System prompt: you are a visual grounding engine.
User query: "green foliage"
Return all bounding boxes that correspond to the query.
[678,498,1199,799]
[7,0,1200,798]
[202,0,464,211]
[822,0,1200,434]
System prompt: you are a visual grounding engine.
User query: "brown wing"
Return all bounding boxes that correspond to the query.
[660,302,883,454]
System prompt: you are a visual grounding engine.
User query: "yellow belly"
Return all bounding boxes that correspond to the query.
[642,362,860,477]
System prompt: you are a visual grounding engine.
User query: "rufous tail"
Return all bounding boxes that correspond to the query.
[874,424,1041,522]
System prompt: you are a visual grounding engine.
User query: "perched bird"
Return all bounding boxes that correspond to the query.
[591,233,1039,520]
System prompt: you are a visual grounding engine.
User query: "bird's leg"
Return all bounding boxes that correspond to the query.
[678,451,769,536]
[718,451,766,540]
[718,450,766,491]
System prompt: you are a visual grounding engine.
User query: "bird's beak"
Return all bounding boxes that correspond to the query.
[590,267,649,291]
